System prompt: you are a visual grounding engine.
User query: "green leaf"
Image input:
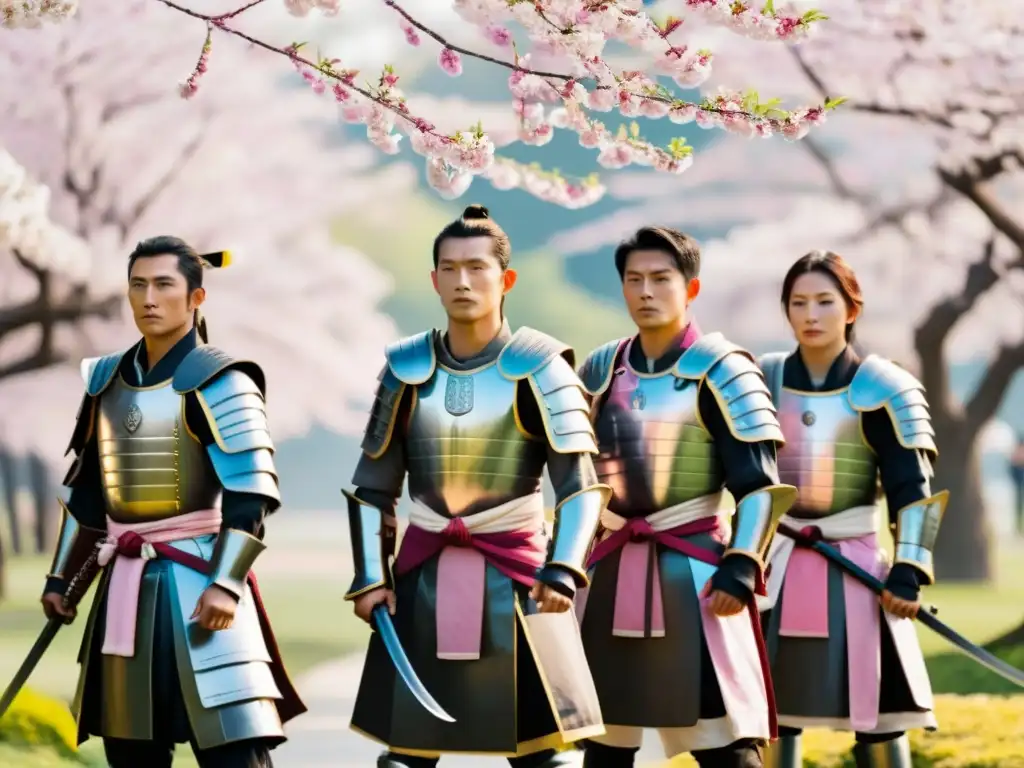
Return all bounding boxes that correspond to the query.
[801,9,830,23]
[629,121,641,139]
[762,0,775,16]
[824,96,848,110]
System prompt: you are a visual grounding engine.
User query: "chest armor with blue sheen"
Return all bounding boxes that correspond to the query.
[405,362,546,517]
[96,377,221,523]
[593,364,722,515]
[775,386,879,518]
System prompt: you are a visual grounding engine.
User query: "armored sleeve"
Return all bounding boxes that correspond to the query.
[44,361,118,597]
[173,349,280,599]
[499,329,609,598]
[852,356,945,585]
[345,337,428,601]
[684,339,795,582]
[696,385,794,598]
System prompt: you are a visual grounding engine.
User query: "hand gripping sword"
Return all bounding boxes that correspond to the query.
[776,524,1024,688]
[371,604,455,723]
[0,547,102,720]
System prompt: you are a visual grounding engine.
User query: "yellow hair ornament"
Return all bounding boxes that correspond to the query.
[199,250,232,268]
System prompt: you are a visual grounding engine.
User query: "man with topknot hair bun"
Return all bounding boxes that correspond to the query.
[343,205,608,767]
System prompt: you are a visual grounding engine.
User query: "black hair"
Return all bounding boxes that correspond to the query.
[431,204,511,269]
[614,227,701,282]
[127,236,229,343]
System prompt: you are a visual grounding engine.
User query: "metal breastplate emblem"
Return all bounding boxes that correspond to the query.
[801,409,816,426]
[444,374,474,416]
[124,403,143,433]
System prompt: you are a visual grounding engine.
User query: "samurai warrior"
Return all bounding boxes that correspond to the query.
[344,205,607,767]
[41,236,305,768]
[576,227,795,768]
[758,250,943,768]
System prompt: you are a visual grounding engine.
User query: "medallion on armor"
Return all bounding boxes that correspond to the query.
[775,387,878,517]
[444,373,474,416]
[406,362,546,516]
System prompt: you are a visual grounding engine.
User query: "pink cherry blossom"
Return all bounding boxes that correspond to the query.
[438,48,463,76]
[8,0,838,208]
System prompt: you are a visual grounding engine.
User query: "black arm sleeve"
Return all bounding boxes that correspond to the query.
[698,383,781,601]
[862,408,934,599]
[518,380,600,597]
[184,392,272,538]
[351,389,412,516]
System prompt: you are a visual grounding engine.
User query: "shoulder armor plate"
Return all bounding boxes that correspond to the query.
[528,354,598,455]
[757,351,788,403]
[497,326,573,380]
[360,366,407,459]
[385,331,436,385]
[197,368,280,503]
[674,332,741,380]
[849,355,937,455]
[81,350,128,397]
[577,339,627,397]
[705,346,785,445]
[173,346,266,396]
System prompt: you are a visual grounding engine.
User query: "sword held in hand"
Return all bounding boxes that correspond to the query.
[0,539,104,720]
[776,524,1024,689]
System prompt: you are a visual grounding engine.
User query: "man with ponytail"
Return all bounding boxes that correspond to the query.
[39,236,305,767]
[344,204,607,766]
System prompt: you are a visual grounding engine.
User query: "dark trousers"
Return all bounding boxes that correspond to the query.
[104,736,272,767]
[582,739,762,768]
[779,725,905,743]
[383,749,561,767]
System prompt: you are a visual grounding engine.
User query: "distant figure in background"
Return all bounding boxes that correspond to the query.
[757,250,947,768]
[39,236,304,767]
[1011,433,1024,535]
[343,204,607,767]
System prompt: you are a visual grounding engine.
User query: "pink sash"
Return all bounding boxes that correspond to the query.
[97,509,222,657]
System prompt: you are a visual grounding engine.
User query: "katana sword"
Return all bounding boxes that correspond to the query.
[777,524,1024,688]
[372,604,455,723]
[0,545,101,721]
[0,617,63,720]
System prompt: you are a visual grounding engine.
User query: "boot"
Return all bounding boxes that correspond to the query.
[852,735,912,768]
[762,733,801,768]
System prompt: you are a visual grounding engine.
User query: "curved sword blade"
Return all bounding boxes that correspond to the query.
[372,605,456,723]
[777,525,1024,689]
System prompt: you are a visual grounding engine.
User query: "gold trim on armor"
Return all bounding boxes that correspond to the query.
[365,382,409,460]
[181,395,201,443]
[193,389,232,454]
[701,378,747,444]
[893,489,949,585]
[438,360,496,376]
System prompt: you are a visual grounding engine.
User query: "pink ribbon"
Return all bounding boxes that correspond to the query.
[586,516,724,638]
[97,509,223,657]
[779,528,887,731]
[393,517,548,660]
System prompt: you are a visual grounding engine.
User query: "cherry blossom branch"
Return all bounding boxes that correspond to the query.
[14,0,838,208]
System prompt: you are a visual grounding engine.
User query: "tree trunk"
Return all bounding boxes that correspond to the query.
[27,453,52,554]
[0,447,18,556]
[932,426,992,582]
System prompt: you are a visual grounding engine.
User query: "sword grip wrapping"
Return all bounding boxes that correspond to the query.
[60,527,106,610]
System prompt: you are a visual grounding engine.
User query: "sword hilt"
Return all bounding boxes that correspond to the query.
[60,544,102,611]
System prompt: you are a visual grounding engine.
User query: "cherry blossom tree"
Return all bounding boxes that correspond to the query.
[4,0,842,209]
[556,0,1022,581]
[0,0,405,470]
